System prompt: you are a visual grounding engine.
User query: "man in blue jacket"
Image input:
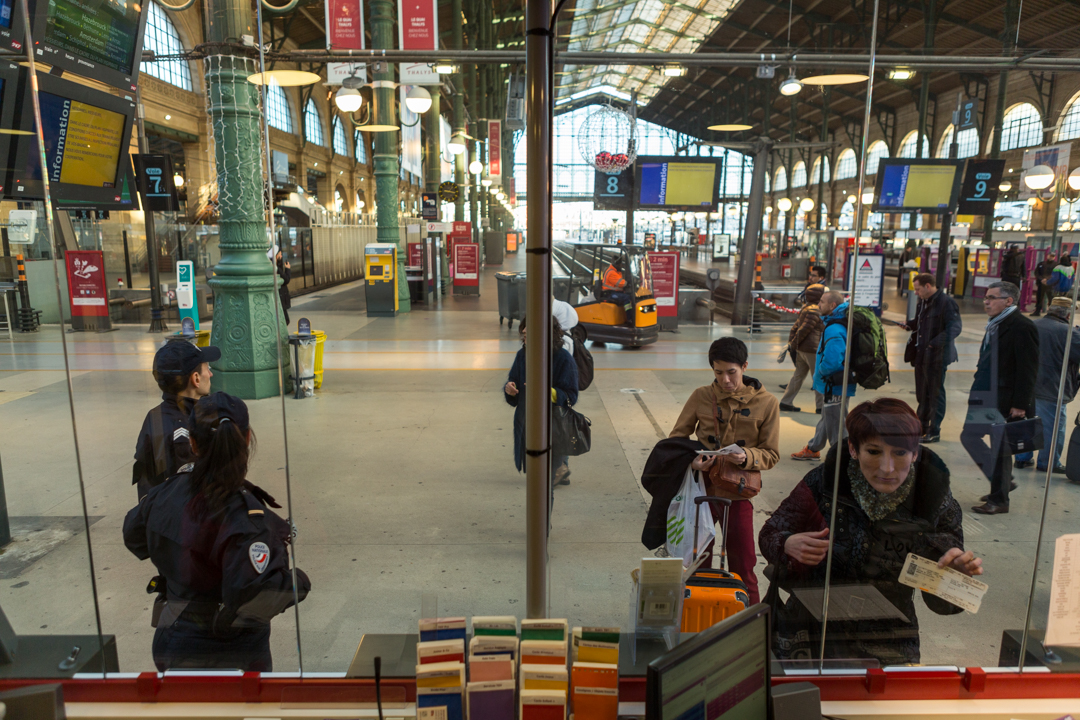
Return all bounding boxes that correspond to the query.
[793,291,855,460]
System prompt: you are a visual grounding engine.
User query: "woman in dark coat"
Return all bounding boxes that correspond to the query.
[275,250,292,325]
[759,398,982,666]
[504,317,579,483]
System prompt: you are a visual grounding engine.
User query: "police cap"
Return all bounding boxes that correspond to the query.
[154,341,222,377]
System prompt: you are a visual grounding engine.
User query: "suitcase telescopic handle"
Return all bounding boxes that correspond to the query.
[692,496,733,571]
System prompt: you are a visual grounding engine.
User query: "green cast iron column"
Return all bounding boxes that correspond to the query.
[371,0,410,310]
[425,92,442,195]
[204,1,289,398]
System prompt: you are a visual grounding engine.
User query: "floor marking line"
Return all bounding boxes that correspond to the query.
[634,393,668,441]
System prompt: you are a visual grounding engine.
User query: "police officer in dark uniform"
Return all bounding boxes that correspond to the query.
[124,392,311,671]
[132,341,221,499]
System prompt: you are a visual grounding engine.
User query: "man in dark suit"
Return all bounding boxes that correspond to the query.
[961,281,1039,515]
[905,273,962,443]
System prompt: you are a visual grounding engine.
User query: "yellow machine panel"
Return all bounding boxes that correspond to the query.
[576,302,625,325]
[635,299,658,327]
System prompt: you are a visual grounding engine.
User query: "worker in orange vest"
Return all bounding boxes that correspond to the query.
[602,258,634,324]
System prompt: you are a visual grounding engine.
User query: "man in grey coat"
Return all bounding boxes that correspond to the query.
[1014,296,1080,473]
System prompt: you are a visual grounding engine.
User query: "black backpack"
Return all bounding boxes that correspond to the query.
[826,306,890,390]
[572,335,594,391]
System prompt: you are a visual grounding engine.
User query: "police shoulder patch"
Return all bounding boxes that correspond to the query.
[249,541,270,573]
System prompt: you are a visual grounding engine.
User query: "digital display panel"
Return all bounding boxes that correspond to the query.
[635,156,721,212]
[33,0,148,92]
[872,159,964,214]
[5,69,136,204]
[0,0,12,29]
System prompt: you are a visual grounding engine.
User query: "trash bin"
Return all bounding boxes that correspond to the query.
[495,272,527,329]
[313,330,326,388]
[195,329,210,347]
[289,334,317,399]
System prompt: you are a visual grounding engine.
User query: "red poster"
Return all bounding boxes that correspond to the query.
[326,0,364,49]
[833,239,847,286]
[488,120,502,181]
[397,0,438,50]
[65,250,108,317]
[647,251,679,318]
[452,221,472,236]
[453,243,479,287]
[407,242,423,267]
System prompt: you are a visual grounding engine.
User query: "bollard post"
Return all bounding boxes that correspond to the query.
[15,254,39,332]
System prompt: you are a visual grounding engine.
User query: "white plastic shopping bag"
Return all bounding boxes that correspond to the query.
[664,469,715,567]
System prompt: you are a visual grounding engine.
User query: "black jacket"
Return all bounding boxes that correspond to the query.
[759,445,965,665]
[1032,314,1080,403]
[640,437,706,549]
[133,393,196,493]
[906,289,962,366]
[123,473,310,631]
[970,308,1039,415]
[277,260,292,310]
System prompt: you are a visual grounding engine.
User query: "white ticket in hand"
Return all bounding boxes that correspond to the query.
[697,444,744,456]
[898,553,989,613]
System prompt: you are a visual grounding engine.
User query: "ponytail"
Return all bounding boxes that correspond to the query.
[188,414,256,513]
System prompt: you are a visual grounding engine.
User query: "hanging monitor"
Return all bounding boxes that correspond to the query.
[872,158,964,214]
[0,58,26,197]
[31,0,148,92]
[634,156,721,212]
[0,0,27,53]
[5,69,136,205]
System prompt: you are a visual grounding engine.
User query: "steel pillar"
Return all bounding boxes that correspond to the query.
[204,0,288,398]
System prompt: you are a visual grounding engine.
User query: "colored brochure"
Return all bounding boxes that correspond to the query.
[521,663,569,691]
[472,615,518,636]
[416,661,466,689]
[417,686,464,720]
[520,639,568,666]
[420,617,468,642]
[418,639,466,665]
[520,688,567,720]
[466,680,515,720]
[521,618,568,642]
[469,654,515,682]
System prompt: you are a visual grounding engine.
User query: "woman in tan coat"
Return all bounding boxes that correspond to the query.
[669,337,780,604]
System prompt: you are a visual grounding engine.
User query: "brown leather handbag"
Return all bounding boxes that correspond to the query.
[706,404,762,498]
[708,456,762,499]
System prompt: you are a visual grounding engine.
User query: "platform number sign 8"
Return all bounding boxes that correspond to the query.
[593,168,632,211]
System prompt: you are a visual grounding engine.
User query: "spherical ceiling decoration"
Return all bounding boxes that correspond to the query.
[577,105,637,174]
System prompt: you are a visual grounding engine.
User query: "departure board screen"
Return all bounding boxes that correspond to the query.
[634,156,721,211]
[0,0,12,29]
[872,159,964,214]
[42,0,143,75]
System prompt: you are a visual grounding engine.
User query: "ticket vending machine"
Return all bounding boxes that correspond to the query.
[364,243,399,317]
[176,261,199,330]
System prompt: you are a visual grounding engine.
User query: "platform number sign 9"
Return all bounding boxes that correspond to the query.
[957,158,1005,216]
[593,168,633,211]
[133,154,181,212]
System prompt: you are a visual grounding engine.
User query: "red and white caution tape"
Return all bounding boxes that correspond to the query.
[754,296,800,314]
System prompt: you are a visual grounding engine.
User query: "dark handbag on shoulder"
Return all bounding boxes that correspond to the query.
[992,415,1044,455]
[552,404,592,457]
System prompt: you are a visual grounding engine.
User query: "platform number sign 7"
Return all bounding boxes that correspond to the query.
[133,154,181,212]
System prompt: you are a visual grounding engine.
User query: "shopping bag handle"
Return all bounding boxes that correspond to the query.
[695,495,732,507]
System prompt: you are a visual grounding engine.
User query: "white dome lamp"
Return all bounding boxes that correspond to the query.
[1024,164,1056,191]
[776,197,793,212]
[335,87,363,113]
[799,197,815,213]
[448,133,467,155]
[404,86,432,114]
[469,160,484,175]
[1068,167,1080,192]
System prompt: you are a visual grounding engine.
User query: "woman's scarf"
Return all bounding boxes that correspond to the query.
[847,455,916,522]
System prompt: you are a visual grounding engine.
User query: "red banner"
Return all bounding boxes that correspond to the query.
[647,251,679,318]
[488,120,502,182]
[65,250,108,317]
[397,0,437,50]
[326,0,364,49]
[453,243,479,287]
[452,221,472,236]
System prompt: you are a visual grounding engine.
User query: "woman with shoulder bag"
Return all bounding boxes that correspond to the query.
[669,337,780,604]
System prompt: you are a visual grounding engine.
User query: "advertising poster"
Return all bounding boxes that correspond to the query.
[453,243,479,285]
[488,120,502,181]
[408,242,423,267]
[65,250,108,317]
[1020,143,1071,200]
[397,0,439,84]
[846,252,885,314]
[833,238,847,286]
[647,251,679,317]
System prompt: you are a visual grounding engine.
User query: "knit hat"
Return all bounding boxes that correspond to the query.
[1050,296,1075,308]
[805,283,825,305]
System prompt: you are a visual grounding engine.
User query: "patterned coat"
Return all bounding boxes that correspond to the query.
[758,445,965,665]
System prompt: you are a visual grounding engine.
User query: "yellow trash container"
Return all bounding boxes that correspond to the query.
[313,330,327,388]
[195,329,211,348]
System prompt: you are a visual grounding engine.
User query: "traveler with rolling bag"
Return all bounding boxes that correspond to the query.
[682,495,750,632]
[669,337,780,605]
